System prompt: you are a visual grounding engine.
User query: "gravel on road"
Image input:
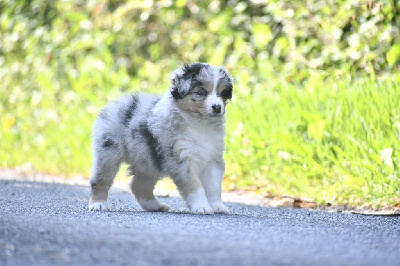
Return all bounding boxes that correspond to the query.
[0,179,399,266]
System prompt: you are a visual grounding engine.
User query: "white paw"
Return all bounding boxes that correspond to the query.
[190,203,214,215]
[139,199,171,212]
[210,202,230,214]
[89,201,110,211]
[156,204,171,212]
[186,189,214,214]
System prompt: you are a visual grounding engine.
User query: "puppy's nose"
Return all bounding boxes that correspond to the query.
[212,104,221,114]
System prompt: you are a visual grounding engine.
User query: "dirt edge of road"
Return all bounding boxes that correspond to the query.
[1,167,398,216]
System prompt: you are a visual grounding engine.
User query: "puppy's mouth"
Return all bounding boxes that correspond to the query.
[210,112,224,117]
[189,110,224,119]
[205,111,225,119]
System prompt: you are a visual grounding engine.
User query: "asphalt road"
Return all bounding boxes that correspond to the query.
[0,179,399,266]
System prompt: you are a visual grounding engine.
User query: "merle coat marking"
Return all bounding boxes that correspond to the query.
[89,63,233,214]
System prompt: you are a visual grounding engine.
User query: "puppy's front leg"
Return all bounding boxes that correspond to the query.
[174,165,214,215]
[200,160,229,214]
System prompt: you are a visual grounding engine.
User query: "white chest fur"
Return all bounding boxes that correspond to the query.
[174,120,225,171]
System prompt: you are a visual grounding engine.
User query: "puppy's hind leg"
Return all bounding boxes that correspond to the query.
[130,172,170,212]
[89,134,123,211]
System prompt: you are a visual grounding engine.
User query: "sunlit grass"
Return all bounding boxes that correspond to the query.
[225,74,400,206]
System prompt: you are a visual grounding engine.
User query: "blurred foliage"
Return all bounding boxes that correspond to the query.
[1,0,400,206]
[1,0,399,86]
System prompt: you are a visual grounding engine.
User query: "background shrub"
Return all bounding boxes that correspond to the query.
[1,0,399,206]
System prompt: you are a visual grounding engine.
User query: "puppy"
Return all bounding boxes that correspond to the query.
[88,63,233,214]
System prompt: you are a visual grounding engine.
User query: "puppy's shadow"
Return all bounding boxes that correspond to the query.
[104,201,245,217]
[106,209,234,217]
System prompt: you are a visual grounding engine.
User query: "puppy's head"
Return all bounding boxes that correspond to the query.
[170,63,233,118]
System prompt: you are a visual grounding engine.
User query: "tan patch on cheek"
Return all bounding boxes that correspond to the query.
[176,96,206,116]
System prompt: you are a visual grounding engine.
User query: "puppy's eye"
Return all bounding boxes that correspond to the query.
[220,86,232,100]
[196,88,207,96]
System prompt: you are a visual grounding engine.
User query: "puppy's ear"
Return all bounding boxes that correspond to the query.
[170,63,203,99]
[170,73,190,99]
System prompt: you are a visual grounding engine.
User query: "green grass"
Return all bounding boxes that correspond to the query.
[1,72,399,207]
[225,74,400,206]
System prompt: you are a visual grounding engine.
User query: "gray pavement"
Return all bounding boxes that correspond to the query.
[0,179,399,266]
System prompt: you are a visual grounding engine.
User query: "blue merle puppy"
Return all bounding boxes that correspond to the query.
[89,63,233,214]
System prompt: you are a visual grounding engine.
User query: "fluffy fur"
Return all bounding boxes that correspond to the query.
[88,62,233,214]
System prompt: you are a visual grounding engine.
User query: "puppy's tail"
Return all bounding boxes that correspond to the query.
[98,94,139,127]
